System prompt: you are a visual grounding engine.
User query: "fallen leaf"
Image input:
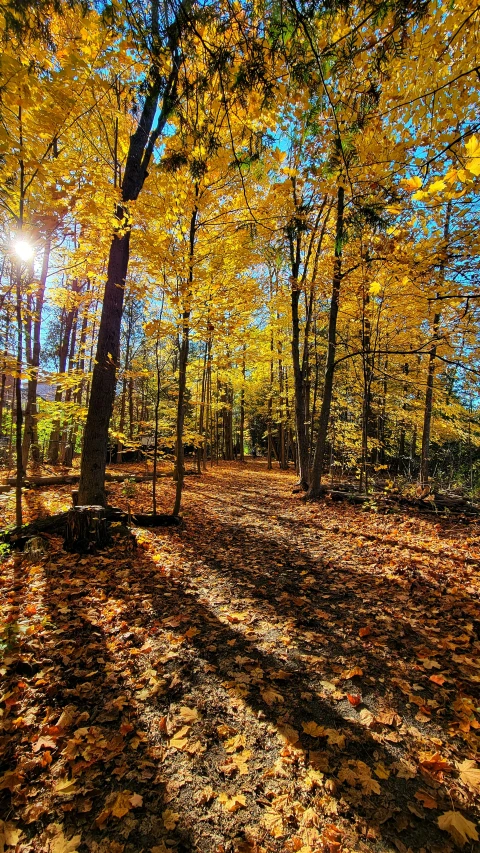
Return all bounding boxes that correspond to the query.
[261,687,284,705]
[419,752,453,774]
[415,789,438,809]
[437,811,478,847]
[178,706,201,723]
[162,809,180,830]
[218,793,246,812]
[458,760,480,792]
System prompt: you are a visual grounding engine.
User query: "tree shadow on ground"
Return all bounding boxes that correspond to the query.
[2,510,472,853]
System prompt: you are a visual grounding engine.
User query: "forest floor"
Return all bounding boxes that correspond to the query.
[1,461,480,853]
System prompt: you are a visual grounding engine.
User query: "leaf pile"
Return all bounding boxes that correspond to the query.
[1,462,479,852]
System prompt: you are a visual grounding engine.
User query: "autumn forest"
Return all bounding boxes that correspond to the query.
[0,0,480,851]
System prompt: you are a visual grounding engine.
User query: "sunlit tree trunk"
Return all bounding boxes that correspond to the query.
[173,200,197,516]
[308,186,345,498]
[79,53,178,505]
[419,201,451,488]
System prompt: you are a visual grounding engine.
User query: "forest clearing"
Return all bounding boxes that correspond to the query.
[1,462,480,853]
[1,0,480,850]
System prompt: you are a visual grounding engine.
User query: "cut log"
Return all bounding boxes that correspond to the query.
[64,506,110,553]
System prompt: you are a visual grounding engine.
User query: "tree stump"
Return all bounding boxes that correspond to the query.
[64,506,110,553]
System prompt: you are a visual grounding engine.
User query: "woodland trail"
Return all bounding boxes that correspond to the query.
[1,462,479,853]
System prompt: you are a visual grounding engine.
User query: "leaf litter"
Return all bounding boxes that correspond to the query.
[0,461,479,852]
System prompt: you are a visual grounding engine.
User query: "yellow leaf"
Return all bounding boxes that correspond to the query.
[225,734,246,753]
[0,821,23,849]
[401,175,422,191]
[169,724,191,750]
[303,768,324,790]
[178,706,201,723]
[465,134,480,158]
[110,791,133,819]
[438,811,478,847]
[218,793,246,812]
[48,824,82,853]
[302,721,325,737]
[261,687,284,705]
[369,281,382,296]
[466,157,480,177]
[262,807,284,837]
[54,778,78,795]
[458,760,480,792]
[428,179,446,194]
[162,809,179,830]
[374,762,390,779]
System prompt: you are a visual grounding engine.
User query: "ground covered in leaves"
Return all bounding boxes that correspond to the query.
[1,462,480,853]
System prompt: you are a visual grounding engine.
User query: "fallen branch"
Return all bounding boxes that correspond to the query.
[1,506,182,547]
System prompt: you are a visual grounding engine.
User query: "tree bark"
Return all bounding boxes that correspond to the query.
[308,186,345,498]
[419,201,451,488]
[79,51,178,506]
[173,198,197,516]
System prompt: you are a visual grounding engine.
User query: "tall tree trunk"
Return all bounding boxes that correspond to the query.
[308,186,345,498]
[419,201,451,488]
[15,263,24,528]
[267,330,273,470]
[239,344,246,462]
[152,298,164,515]
[79,54,178,506]
[47,282,79,464]
[173,200,197,516]
[22,238,50,467]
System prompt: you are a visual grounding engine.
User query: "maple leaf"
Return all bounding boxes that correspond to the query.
[54,778,79,796]
[261,687,284,705]
[341,667,363,680]
[33,735,57,752]
[414,789,437,809]
[162,809,180,829]
[218,793,246,812]
[178,706,201,723]
[111,791,135,819]
[261,808,284,837]
[0,821,23,850]
[419,752,452,774]
[225,734,246,753]
[0,769,23,791]
[46,824,81,853]
[437,811,478,847]
[458,760,480,792]
[169,725,191,750]
[195,785,217,805]
[401,175,422,192]
[302,721,326,737]
[304,769,324,790]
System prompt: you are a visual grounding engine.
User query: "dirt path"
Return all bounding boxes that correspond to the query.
[1,462,479,853]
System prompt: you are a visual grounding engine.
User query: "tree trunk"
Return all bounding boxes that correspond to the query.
[79,54,178,506]
[173,200,197,516]
[419,202,451,488]
[239,347,245,462]
[308,186,345,498]
[78,233,130,504]
[15,263,24,528]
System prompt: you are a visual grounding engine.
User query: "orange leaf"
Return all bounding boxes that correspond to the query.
[347,694,362,707]
[429,674,446,686]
